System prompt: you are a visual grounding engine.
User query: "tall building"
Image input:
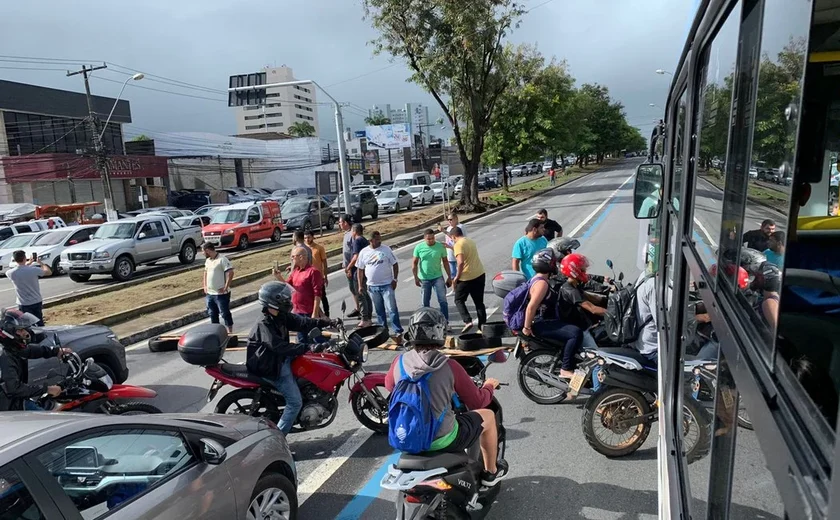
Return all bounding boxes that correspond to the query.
[234,66,319,137]
[367,103,431,145]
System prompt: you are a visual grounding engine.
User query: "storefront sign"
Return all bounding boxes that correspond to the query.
[0,153,168,183]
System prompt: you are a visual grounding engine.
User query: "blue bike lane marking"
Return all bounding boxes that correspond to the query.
[335,451,401,519]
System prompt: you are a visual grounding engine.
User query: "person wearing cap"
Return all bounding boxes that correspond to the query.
[202,242,234,333]
[534,209,563,240]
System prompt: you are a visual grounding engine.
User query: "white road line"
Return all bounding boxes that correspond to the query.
[567,174,635,237]
[693,217,718,248]
[402,275,415,283]
[569,193,577,199]
[297,427,373,505]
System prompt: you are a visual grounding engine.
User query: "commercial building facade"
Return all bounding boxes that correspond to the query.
[233,66,319,137]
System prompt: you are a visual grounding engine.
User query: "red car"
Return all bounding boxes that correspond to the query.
[202,200,283,249]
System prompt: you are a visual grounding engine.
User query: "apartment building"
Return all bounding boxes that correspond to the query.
[234,66,319,137]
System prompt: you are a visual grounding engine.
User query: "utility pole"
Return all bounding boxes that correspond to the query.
[67,64,118,221]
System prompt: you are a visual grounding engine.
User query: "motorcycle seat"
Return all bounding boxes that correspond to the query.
[219,363,266,384]
[597,347,656,368]
[396,452,471,471]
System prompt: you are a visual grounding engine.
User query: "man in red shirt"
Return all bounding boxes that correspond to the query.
[274,246,324,343]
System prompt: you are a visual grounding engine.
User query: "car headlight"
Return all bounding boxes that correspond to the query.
[224,229,235,235]
[93,251,110,259]
[38,253,51,261]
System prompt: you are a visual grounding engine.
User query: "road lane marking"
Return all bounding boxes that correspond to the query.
[298,427,374,506]
[567,174,634,237]
[692,217,718,248]
[335,451,401,519]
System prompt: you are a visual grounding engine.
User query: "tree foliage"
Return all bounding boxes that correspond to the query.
[287,121,317,137]
[130,134,151,142]
[365,114,392,125]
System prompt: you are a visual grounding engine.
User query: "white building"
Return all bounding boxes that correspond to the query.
[234,66,319,137]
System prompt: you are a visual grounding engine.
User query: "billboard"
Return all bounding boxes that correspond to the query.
[365,124,411,150]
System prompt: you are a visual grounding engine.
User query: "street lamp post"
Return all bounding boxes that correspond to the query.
[655,69,674,76]
[228,80,353,215]
[416,118,445,172]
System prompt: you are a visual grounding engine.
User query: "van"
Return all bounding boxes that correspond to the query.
[393,172,432,189]
[202,200,284,249]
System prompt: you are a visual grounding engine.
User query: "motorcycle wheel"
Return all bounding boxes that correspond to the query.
[682,398,712,464]
[737,406,754,430]
[215,388,282,424]
[351,384,390,434]
[582,387,652,458]
[517,350,568,404]
[113,402,162,415]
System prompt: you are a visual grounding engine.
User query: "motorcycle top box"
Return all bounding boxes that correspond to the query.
[491,270,527,298]
[178,324,229,366]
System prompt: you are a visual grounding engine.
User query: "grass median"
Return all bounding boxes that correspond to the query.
[703,170,790,213]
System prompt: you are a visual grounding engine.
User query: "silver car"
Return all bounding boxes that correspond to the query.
[0,412,297,519]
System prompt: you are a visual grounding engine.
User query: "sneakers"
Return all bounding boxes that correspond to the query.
[347,309,361,319]
[357,320,373,328]
[460,321,475,334]
[480,459,509,487]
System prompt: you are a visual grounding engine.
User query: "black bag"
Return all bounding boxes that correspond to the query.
[603,276,654,345]
[246,343,279,379]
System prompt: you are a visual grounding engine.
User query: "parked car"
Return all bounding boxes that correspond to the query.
[169,189,211,211]
[282,198,335,231]
[269,188,301,203]
[224,188,255,203]
[30,324,129,384]
[9,225,99,276]
[454,180,464,196]
[377,189,413,213]
[352,184,379,192]
[0,231,51,277]
[242,187,268,200]
[379,181,395,190]
[430,181,454,201]
[448,175,463,186]
[175,215,211,229]
[202,201,284,250]
[0,412,298,519]
[194,204,226,217]
[748,167,758,179]
[0,220,61,243]
[407,185,435,206]
[485,170,500,188]
[542,160,554,171]
[392,172,432,189]
[331,190,378,222]
[60,215,203,282]
[527,161,541,174]
[124,207,189,219]
[511,164,526,177]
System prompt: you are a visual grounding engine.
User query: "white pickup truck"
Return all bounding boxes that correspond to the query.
[60,215,202,282]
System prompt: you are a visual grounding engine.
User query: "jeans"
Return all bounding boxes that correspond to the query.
[271,359,302,434]
[368,284,404,335]
[453,274,486,327]
[23,399,43,411]
[420,277,449,321]
[696,340,720,360]
[348,272,372,320]
[206,293,233,328]
[321,282,330,318]
[532,320,583,371]
[581,330,598,350]
[449,261,458,280]
[19,302,44,326]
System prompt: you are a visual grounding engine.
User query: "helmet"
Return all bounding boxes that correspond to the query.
[739,248,767,275]
[531,248,557,275]
[0,308,39,345]
[710,264,749,290]
[547,236,580,259]
[406,307,447,346]
[258,281,295,313]
[560,253,590,283]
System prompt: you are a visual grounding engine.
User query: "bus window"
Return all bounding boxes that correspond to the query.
[692,7,740,281]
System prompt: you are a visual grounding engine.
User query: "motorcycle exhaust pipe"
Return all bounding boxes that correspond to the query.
[525,366,570,391]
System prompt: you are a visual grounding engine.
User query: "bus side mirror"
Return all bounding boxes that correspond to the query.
[633,163,664,220]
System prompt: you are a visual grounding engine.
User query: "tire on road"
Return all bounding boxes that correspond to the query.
[350,325,390,349]
[371,208,378,220]
[354,209,363,223]
[326,217,335,230]
[148,336,179,353]
[248,473,298,520]
[481,321,510,338]
[113,402,162,415]
[51,258,62,276]
[457,333,487,351]
[178,241,196,264]
[517,349,568,405]
[69,273,91,283]
[111,255,135,282]
[683,399,713,464]
[582,387,652,458]
[271,227,282,242]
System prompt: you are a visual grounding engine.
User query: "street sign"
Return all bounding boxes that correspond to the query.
[228,72,267,107]
[365,124,411,149]
[316,171,339,195]
[354,130,366,138]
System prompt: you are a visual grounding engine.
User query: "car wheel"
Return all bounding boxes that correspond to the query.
[271,228,282,242]
[394,203,400,213]
[326,217,335,230]
[239,235,250,250]
[247,473,298,520]
[148,336,179,352]
[303,220,312,232]
[354,210,363,223]
[371,208,379,220]
[69,274,91,283]
[51,258,62,276]
[178,242,196,264]
[111,256,135,282]
[89,356,118,383]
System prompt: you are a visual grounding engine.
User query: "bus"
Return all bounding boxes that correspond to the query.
[635,0,840,518]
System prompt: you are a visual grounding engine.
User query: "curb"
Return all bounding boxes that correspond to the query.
[699,175,787,217]
[116,168,600,347]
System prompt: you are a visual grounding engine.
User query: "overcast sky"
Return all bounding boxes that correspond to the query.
[0,0,697,144]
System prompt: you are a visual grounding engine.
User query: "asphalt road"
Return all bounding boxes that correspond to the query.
[0,175,538,308]
[115,160,784,519]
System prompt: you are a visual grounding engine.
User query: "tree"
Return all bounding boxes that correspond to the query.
[287,121,316,137]
[365,114,392,125]
[130,134,151,142]
[364,0,524,210]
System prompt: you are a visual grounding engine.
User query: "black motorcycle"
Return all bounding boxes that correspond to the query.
[380,351,509,520]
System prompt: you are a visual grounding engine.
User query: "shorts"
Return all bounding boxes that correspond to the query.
[438,411,484,453]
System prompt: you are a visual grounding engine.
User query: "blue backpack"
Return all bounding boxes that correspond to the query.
[503,278,544,331]
[388,356,446,454]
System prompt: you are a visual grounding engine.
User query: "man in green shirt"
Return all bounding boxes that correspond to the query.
[412,229,452,321]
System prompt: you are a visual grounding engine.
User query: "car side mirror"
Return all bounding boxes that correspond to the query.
[199,438,227,465]
[633,163,663,220]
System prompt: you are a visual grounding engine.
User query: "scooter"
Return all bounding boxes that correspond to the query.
[40,352,161,414]
[381,350,509,520]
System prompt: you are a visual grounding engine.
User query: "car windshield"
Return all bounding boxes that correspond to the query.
[211,209,246,224]
[175,217,196,227]
[379,190,400,199]
[336,193,361,204]
[272,190,290,198]
[93,223,136,240]
[31,230,71,246]
[283,201,311,214]
[1,234,39,248]
[407,186,424,193]
[393,180,411,188]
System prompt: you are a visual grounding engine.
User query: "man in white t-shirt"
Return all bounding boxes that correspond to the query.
[202,242,235,333]
[444,213,465,278]
[7,250,52,326]
[357,231,404,343]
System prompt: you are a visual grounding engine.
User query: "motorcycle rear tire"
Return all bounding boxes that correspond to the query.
[737,407,753,430]
[683,398,712,464]
[582,387,652,458]
[517,349,568,404]
[113,402,162,415]
[215,388,282,424]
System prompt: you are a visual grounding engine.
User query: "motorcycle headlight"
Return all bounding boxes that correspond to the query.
[361,343,369,363]
[93,251,110,259]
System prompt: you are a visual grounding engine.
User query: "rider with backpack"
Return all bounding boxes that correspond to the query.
[385,308,508,487]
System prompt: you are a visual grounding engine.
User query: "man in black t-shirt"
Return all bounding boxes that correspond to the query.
[535,208,563,240]
[742,219,775,253]
[558,253,607,350]
[345,223,373,327]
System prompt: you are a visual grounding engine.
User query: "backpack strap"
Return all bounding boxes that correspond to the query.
[398,355,409,381]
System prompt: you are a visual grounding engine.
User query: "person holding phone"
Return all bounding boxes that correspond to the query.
[6,250,52,326]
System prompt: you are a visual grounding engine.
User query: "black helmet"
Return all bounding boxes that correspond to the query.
[547,236,580,259]
[739,247,767,275]
[406,307,447,346]
[258,281,295,313]
[0,308,39,345]
[531,248,557,275]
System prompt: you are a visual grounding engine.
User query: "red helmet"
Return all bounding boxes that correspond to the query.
[710,264,749,290]
[560,253,590,283]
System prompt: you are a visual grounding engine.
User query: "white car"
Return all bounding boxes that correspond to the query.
[175,215,211,229]
[0,231,51,277]
[430,181,454,201]
[454,180,464,196]
[407,185,435,206]
[7,225,100,275]
[377,189,413,213]
[749,167,758,179]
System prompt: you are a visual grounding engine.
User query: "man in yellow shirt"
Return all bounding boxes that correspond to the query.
[450,226,486,333]
[303,230,330,317]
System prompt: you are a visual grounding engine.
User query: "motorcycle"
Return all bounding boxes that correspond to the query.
[182,320,391,433]
[581,347,713,464]
[39,352,161,414]
[381,350,509,520]
[689,359,753,430]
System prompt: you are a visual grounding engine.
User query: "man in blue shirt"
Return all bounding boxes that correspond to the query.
[511,219,548,279]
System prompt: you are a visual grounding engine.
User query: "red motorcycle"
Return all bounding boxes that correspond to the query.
[179,321,391,433]
[40,352,161,414]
